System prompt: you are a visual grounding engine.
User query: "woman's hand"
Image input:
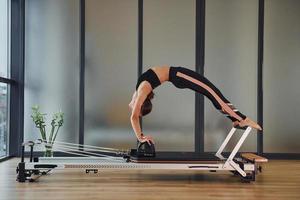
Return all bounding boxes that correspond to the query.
[139,135,155,145]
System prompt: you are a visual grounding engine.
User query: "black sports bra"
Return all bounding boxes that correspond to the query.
[136,69,161,90]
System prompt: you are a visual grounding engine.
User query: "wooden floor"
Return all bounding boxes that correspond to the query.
[0,158,299,200]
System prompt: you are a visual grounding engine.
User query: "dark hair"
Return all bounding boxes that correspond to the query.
[141,91,155,116]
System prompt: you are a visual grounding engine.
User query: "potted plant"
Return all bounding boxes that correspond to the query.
[31,106,64,157]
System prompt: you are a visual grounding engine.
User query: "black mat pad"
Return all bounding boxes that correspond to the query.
[130,153,221,162]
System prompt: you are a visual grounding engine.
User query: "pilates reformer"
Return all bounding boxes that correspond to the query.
[16,126,268,183]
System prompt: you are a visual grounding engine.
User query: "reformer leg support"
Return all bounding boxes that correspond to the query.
[215,127,253,177]
[16,142,34,182]
[215,127,237,160]
[16,162,26,183]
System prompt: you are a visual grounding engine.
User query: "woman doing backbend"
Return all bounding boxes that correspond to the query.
[129,65,262,145]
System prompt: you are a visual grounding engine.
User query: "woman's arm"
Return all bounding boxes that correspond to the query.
[130,91,147,140]
[128,91,137,108]
[130,91,154,144]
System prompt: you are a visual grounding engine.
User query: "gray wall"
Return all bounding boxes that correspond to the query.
[143,0,195,151]
[84,0,138,149]
[205,0,258,152]
[24,0,80,147]
[264,0,300,153]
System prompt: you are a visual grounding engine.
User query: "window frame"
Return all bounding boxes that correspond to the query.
[8,0,25,158]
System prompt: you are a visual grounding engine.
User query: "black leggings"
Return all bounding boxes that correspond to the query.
[169,66,246,122]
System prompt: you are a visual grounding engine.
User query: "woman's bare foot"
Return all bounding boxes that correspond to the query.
[237,117,262,131]
[233,121,240,127]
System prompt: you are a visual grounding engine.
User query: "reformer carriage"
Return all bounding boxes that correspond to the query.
[16,127,267,183]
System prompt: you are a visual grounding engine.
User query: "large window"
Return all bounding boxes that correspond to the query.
[0,0,10,158]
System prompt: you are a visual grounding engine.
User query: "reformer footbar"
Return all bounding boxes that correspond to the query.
[16,127,267,183]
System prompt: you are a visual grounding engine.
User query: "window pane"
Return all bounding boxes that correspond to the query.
[205,0,258,152]
[143,0,195,151]
[0,0,10,78]
[0,83,8,157]
[84,0,138,149]
[264,0,300,153]
[24,0,80,145]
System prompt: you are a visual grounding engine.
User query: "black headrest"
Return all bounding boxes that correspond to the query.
[137,141,156,157]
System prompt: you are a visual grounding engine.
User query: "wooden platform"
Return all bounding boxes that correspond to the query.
[1,158,300,200]
[241,153,268,163]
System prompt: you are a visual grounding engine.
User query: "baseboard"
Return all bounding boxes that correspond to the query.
[0,156,13,162]
[262,153,300,160]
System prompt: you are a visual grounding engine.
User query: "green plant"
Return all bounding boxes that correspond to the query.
[31,105,64,156]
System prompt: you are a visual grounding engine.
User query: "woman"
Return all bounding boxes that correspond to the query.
[129,65,262,145]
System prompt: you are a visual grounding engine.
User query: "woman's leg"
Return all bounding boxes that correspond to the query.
[173,67,246,122]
